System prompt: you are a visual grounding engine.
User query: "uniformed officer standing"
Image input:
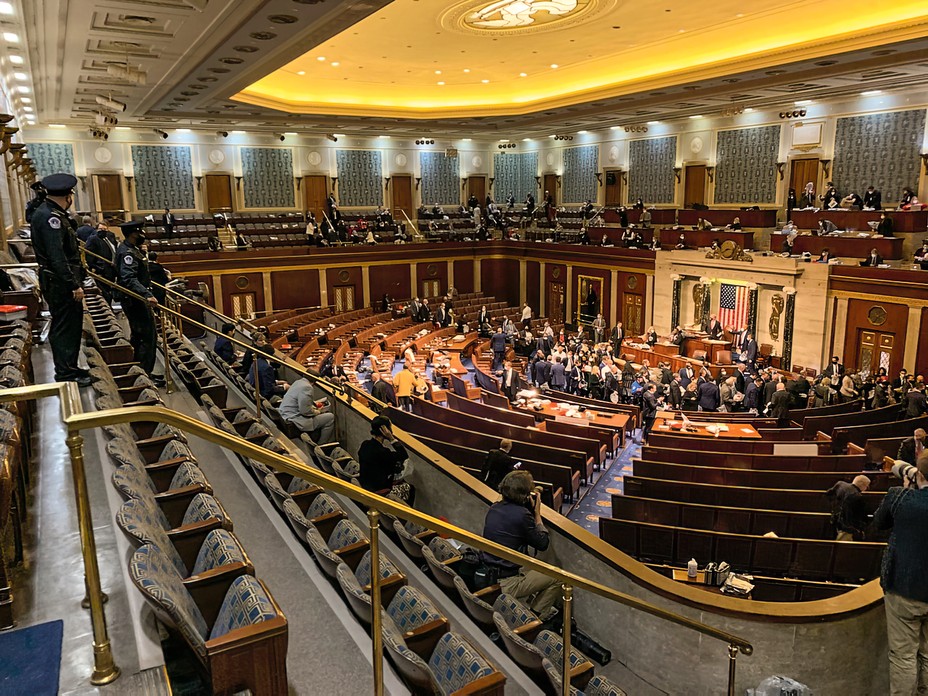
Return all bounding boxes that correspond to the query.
[31,173,89,386]
[116,221,162,381]
[25,181,47,224]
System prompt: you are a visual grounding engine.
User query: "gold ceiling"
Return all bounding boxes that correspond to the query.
[234,0,928,118]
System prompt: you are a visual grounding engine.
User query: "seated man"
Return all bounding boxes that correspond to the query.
[818,219,838,235]
[247,355,287,400]
[481,470,560,621]
[898,428,928,465]
[213,322,238,364]
[860,248,884,267]
[278,375,336,443]
[914,240,928,263]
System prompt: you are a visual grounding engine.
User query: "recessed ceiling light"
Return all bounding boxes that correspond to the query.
[861,90,882,96]
[499,139,509,142]
[333,133,345,137]
[49,124,66,128]
[437,81,445,85]
[548,134,556,138]
[794,100,812,106]
[13,71,26,80]
[435,70,441,75]
[3,32,19,43]
[550,64,558,69]
[296,70,305,75]
[379,135,391,139]
[462,138,472,142]
[284,132,298,135]
[522,138,532,142]
[577,130,588,134]
[647,120,660,125]
[176,128,191,133]
[15,85,28,93]
[688,114,703,119]
[20,97,30,103]
[22,106,31,112]
[610,126,620,130]
[0,3,14,16]
[330,62,340,67]
[481,79,489,83]
[519,72,527,77]
[744,108,754,113]
[9,55,22,65]
[115,126,131,131]
[317,56,326,61]
[230,130,245,134]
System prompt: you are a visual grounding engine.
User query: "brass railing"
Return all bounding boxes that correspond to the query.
[0,382,753,695]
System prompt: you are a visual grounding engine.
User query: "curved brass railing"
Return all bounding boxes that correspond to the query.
[0,381,752,695]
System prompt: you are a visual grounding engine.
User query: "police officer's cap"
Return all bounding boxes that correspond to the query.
[119,221,145,237]
[40,173,78,196]
[30,181,45,192]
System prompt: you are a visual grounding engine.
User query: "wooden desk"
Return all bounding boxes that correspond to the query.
[685,338,730,364]
[588,227,654,247]
[538,401,629,434]
[619,345,725,378]
[677,209,776,228]
[604,208,676,225]
[658,228,755,249]
[791,209,928,233]
[653,416,762,439]
[771,232,904,259]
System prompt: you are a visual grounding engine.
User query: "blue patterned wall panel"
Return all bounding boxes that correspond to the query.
[562,146,598,204]
[832,110,926,202]
[715,126,780,203]
[30,143,75,179]
[131,145,195,210]
[420,152,459,205]
[493,152,537,202]
[628,136,676,204]
[241,147,294,208]
[336,150,383,207]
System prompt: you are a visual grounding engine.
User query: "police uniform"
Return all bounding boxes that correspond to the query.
[31,173,86,382]
[116,222,158,375]
[25,182,46,224]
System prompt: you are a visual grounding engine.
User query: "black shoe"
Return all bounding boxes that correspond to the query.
[75,375,93,388]
[75,367,91,378]
[150,374,166,386]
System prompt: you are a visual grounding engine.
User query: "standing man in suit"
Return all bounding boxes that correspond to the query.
[697,378,721,412]
[477,305,489,327]
[481,439,516,491]
[417,298,431,323]
[434,302,449,327]
[739,332,758,371]
[85,223,118,305]
[640,384,659,444]
[863,186,882,210]
[704,314,723,340]
[592,313,605,344]
[491,328,507,371]
[500,360,519,402]
[162,207,176,237]
[822,356,845,381]
[610,322,624,354]
[668,374,683,409]
[549,357,566,392]
[898,428,928,465]
[734,364,749,395]
[769,382,791,425]
[679,364,695,388]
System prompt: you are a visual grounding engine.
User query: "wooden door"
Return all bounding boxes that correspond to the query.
[392,174,413,222]
[205,174,233,213]
[303,174,328,221]
[467,176,486,205]
[623,293,643,335]
[332,285,355,313]
[94,174,123,215]
[543,174,558,205]
[684,165,707,208]
[229,292,256,319]
[421,279,440,299]
[857,330,897,376]
[789,159,820,200]
[604,170,623,206]
[547,282,565,324]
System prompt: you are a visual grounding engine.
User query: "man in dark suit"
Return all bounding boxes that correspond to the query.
[549,357,566,391]
[477,305,490,327]
[679,364,695,388]
[416,298,431,323]
[659,362,673,386]
[610,322,624,354]
[863,187,882,210]
[739,332,758,370]
[860,249,884,267]
[434,302,449,327]
[640,384,659,443]
[822,356,845,381]
[85,224,117,304]
[697,379,721,412]
[734,365,749,395]
[162,207,176,237]
[906,385,928,419]
[897,428,928,464]
[704,314,723,340]
[369,372,397,407]
[668,375,683,410]
[491,328,507,370]
[500,360,519,402]
[744,376,763,413]
[481,439,516,491]
[769,382,791,425]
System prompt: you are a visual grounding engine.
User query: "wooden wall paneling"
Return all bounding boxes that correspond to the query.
[416,261,448,299]
[916,308,928,378]
[325,266,362,311]
[369,264,411,304]
[270,269,321,311]
[481,258,521,307]
[452,260,474,294]
[220,272,266,318]
[843,298,909,377]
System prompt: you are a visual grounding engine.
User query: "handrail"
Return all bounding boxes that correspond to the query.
[397,208,424,240]
[0,381,753,696]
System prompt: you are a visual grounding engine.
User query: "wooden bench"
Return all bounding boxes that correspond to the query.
[647,431,832,454]
[640,445,869,472]
[788,399,863,426]
[801,403,904,441]
[600,517,883,584]
[831,415,928,454]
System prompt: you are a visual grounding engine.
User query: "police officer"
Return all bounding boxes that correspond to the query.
[25,181,47,224]
[31,173,89,386]
[116,221,162,381]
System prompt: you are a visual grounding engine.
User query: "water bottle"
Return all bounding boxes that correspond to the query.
[687,558,698,579]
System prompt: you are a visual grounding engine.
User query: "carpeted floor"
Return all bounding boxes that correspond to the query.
[567,436,640,533]
[0,619,63,696]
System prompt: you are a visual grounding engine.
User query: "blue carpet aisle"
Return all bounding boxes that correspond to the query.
[0,619,63,696]
[568,437,640,533]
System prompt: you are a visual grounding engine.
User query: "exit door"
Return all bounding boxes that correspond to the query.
[684,165,707,208]
[547,282,565,324]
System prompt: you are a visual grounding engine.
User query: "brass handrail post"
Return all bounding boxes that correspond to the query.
[253,355,262,418]
[561,584,573,696]
[65,431,120,685]
[727,643,739,696]
[157,305,176,394]
[368,509,384,696]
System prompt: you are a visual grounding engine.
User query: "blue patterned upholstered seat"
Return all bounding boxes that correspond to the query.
[305,525,342,577]
[287,476,313,494]
[428,632,495,696]
[382,622,434,692]
[192,530,248,576]
[209,575,278,640]
[308,493,343,520]
[386,586,443,633]
[493,613,592,676]
[113,466,224,529]
[332,457,359,482]
[262,473,291,509]
[355,550,401,587]
[453,575,495,629]
[428,537,462,563]
[493,593,538,629]
[159,440,195,462]
[233,410,254,424]
[422,538,464,591]
[327,519,366,549]
[182,493,230,527]
[542,658,627,696]
[136,387,163,403]
[106,437,147,469]
[393,520,431,559]
[245,422,270,439]
[282,498,311,539]
[169,461,209,490]
[261,436,288,454]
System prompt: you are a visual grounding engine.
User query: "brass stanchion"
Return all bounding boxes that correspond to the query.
[561,584,573,696]
[253,354,262,419]
[368,509,384,696]
[727,643,739,696]
[65,432,120,685]
[157,305,176,394]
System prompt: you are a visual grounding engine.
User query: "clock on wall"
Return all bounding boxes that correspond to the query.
[307,151,322,166]
[868,306,887,326]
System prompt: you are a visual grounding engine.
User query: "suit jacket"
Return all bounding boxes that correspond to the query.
[706,320,723,340]
[533,359,551,385]
[697,381,720,411]
[822,363,845,380]
[549,362,566,388]
[769,390,791,419]
[742,340,758,363]
[679,366,695,388]
[861,254,884,267]
[744,382,761,411]
[477,309,489,325]
[864,190,882,210]
[491,332,507,352]
[734,369,747,394]
[905,390,928,419]
[669,381,683,409]
[501,368,519,401]
[898,436,928,465]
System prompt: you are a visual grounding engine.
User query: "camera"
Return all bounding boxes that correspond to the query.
[892,460,918,485]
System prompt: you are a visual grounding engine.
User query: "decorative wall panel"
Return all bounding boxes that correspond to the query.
[30,143,75,179]
[628,137,676,204]
[130,145,195,210]
[420,152,459,205]
[833,110,926,201]
[336,150,383,207]
[562,146,598,204]
[241,147,295,208]
[493,152,538,202]
[715,126,780,203]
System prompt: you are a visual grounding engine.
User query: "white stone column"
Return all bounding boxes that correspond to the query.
[361,266,371,308]
[539,262,547,315]
[832,297,849,360]
[262,272,274,314]
[610,270,619,327]
[904,306,921,369]
[409,264,418,298]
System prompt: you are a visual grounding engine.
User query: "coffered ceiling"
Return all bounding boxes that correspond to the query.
[11,0,928,138]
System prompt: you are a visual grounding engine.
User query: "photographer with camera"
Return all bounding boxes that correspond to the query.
[481,470,561,621]
[874,455,928,695]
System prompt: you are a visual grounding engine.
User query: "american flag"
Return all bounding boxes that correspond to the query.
[718,283,750,330]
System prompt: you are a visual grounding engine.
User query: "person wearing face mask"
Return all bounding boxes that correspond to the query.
[822,356,845,381]
[116,221,162,381]
[31,173,90,386]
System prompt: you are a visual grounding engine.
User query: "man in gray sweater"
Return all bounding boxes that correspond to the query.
[279,377,336,443]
